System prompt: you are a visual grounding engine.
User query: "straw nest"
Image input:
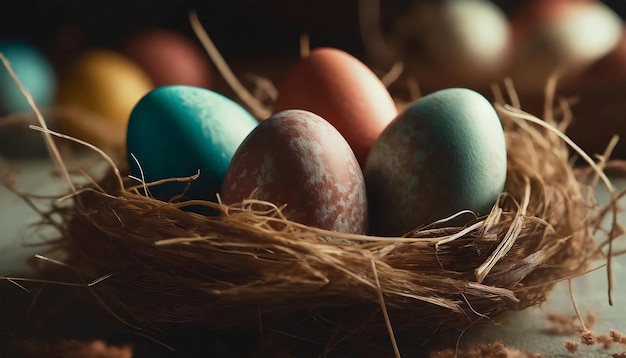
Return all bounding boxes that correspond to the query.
[0,34,621,350]
[17,82,617,352]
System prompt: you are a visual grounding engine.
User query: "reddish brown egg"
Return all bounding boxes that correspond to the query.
[273,47,397,167]
[122,29,213,88]
[221,109,368,234]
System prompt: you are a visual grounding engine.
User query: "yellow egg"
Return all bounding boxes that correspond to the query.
[56,49,154,146]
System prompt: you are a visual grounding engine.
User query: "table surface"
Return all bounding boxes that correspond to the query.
[1,156,625,357]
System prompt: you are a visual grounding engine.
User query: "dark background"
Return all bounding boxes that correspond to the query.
[1,0,625,60]
[1,2,626,356]
[1,0,626,157]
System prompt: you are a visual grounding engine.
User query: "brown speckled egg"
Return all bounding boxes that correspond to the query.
[221,109,368,234]
[273,47,397,167]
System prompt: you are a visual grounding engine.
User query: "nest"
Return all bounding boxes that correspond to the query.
[11,83,614,355]
[0,40,622,353]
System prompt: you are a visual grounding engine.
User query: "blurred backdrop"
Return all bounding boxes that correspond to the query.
[1,2,626,356]
[1,0,626,156]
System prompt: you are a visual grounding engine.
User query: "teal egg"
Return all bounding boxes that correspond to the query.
[364,88,507,236]
[0,41,56,114]
[126,85,258,202]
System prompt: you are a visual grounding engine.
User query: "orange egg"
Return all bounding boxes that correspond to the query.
[122,29,214,88]
[273,47,397,167]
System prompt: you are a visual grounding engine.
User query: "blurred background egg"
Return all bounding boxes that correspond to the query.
[509,0,623,93]
[221,109,368,234]
[126,85,258,203]
[392,0,512,89]
[122,28,214,89]
[273,47,397,167]
[364,88,507,236]
[571,24,626,88]
[56,49,154,146]
[0,41,56,115]
[0,41,57,158]
[538,24,626,159]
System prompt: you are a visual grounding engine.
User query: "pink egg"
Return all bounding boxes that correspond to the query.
[123,29,213,88]
[221,109,368,234]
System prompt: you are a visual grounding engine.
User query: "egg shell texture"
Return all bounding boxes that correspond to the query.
[221,109,368,234]
[273,47,397,167]
[364,88,507,236]
[126,85,258,203]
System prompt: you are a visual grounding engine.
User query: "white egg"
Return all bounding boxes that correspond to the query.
[393,0,512,87]
[510,0,623,92]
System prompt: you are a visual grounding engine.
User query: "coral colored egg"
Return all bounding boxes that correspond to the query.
[273,47,397,167]
[122,29,213,88]
[56,49,154,144]
[221,109,368,234]
[126,85,258,203]
[364,88,507,236]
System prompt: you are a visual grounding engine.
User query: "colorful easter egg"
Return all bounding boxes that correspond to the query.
[0,41,56,114]
[509,0,622,92]
[126,85,258,203]
[56,49,154,146]
[364,88,507,236]
[393,0,512,88]
[221,109,368,234]
[273,47,397,167]
[122,29,213,88]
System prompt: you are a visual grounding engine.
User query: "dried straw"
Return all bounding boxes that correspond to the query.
[1,41,623,355]
[7,85,617,354]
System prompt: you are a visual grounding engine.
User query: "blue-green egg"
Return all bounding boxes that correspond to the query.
[0,41,56,114]
[126,85,258,203]
[364,88,507,236]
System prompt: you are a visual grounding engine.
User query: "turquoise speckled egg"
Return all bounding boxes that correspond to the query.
[126,85,258,203]
[0,41,56,114]
[364,88,507,236]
